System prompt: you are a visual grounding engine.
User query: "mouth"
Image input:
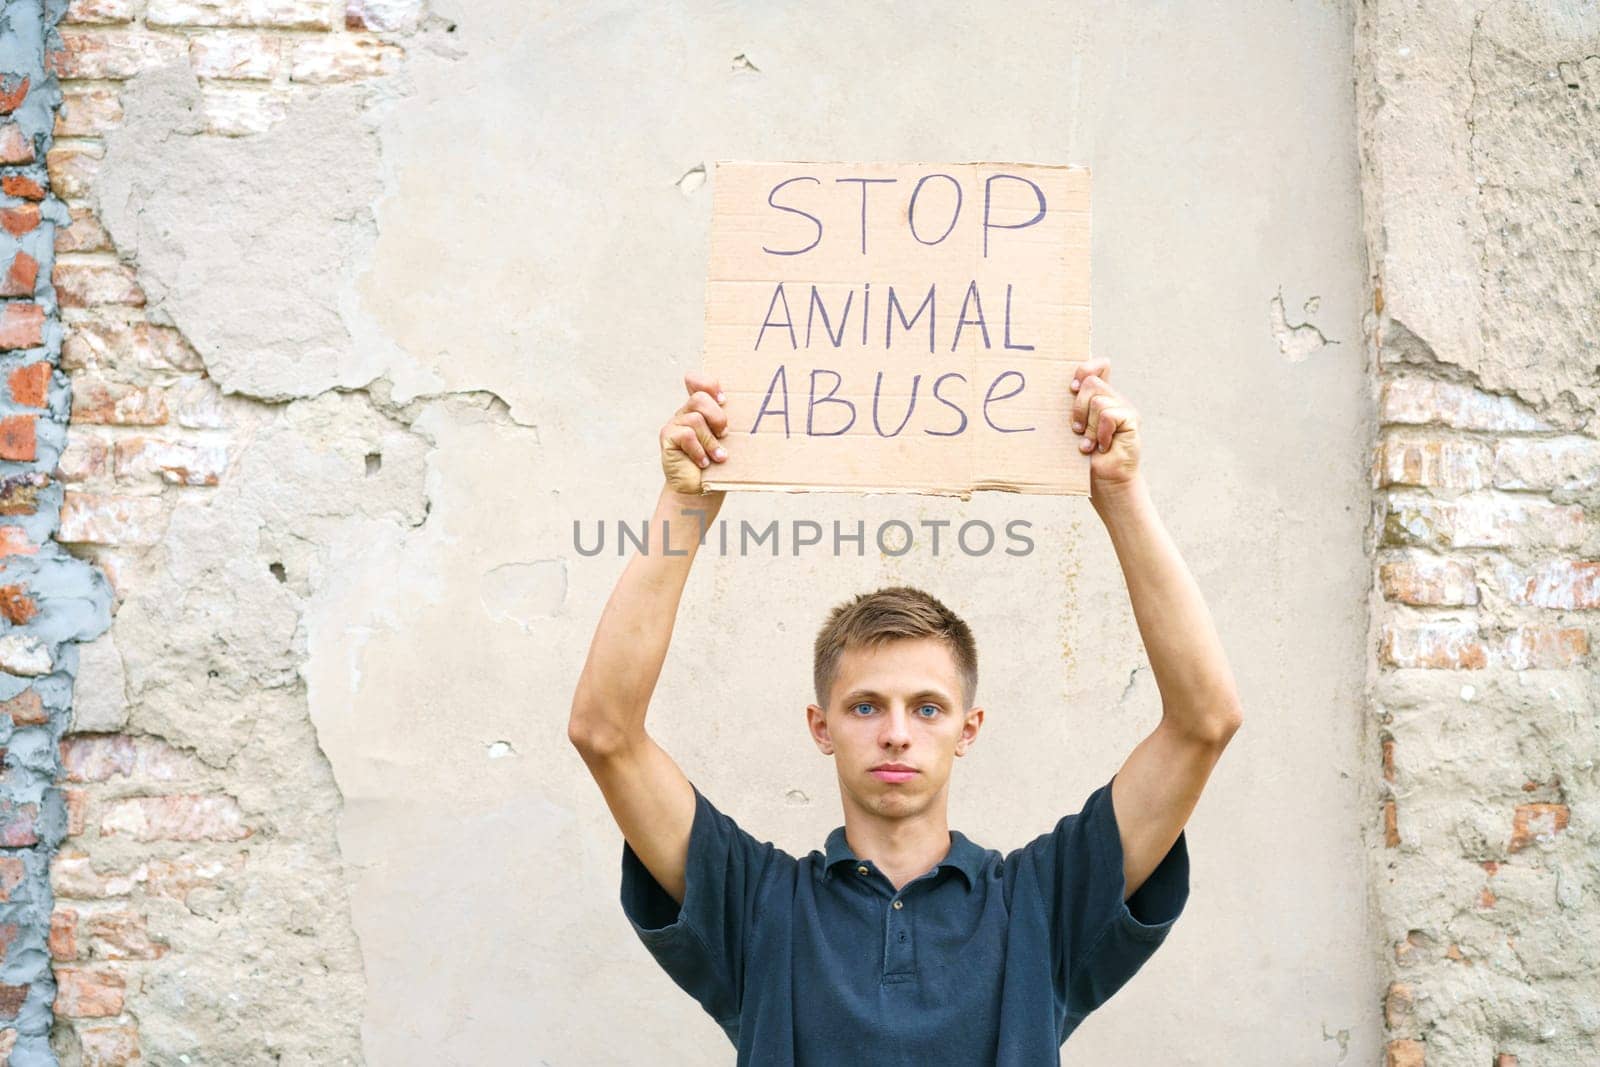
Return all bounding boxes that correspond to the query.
[870,765,918,783]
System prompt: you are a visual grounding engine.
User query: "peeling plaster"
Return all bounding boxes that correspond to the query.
[1270,289,1336,362]
[1360,2,1600,1061]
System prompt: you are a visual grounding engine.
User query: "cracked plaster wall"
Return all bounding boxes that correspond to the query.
[71,0,1376,1063]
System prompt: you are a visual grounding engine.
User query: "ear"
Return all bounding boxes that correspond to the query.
[955,706,985,757]
[806,703,834,755]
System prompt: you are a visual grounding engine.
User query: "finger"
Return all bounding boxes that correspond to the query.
[665,423,711,468]
[675,410,725,464]
[1083,390,1120,449]
[684,372,725,405]
[681,390,729,439]
[1072,374,1117,436]
[1069,358,1111,395]
[1096,403,1123,452]
[1098,405,1137,452]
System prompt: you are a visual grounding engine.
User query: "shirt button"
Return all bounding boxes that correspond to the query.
[857,865,869,876]
[892,900,904,910]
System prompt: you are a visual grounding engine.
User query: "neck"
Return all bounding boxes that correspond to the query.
[840,790,954,892]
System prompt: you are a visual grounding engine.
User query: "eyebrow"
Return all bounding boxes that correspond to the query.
[839,688,954,707]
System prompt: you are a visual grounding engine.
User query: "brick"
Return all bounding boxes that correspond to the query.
[0,984,26,1018]
[1379,553,1478,606]
[57,433,110,483]
[149,851,247,898]
[65,787,88,836]
[0,74,29,116]
[7,361,51,408]
[0,798,37,846]
[1382,493,1586,551]
[1493,436,1600,492]
[114,435,227,486]
[0,302,42,350]
[1494,559,1600,610]
[62,316,203,375]
[0,202,38,236]
[69,375,168,424]
[1509,803,1570,852]
[0,584,39,624]
[1382,737,1396,782]
[199,85,286,136]
[0,631,51,675]
[0,856,23,901]
[64,0,137,24]
[61,733,203,782]
[346,0,423,31]
[1381,376,1549,432]
[189,31,281,79]
[1373,431,1492,490]
[0,472,50,516]
[55,205,112,253]
[1396,626,1600,671]
[174,377,230,427]
[290,36,403,83]
[146,0,335,30]
[0,526,34,557]
[50,907,78,960]
[79,1024,140,1067]
[0,922,18,960]
[1386,1038,1424,1067]
[99,793,251,841]
[51,851,138,899]
[54,87,124,139]
[0,415,35,461]
[51,846,246,901]
[83,909,168,960]
[84,549,132,601]
[53,261,146,308]
[58,492,167,546]
[0,688,45,725]
[0,123,35,165]
[52,965,124,1018]
[1,174,45,200]
[1500,626,1588,670]
[47,142,103,200]
[47,30,187,80]
[1379,622,1487,670]
[1496,1055,1518,1067]
[0,250,38,296]
[1383,799,1399,847]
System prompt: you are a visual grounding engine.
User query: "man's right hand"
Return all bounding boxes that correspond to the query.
[660,372,731,496]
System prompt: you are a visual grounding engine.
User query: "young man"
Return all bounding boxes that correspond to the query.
[568,359,1243,1064]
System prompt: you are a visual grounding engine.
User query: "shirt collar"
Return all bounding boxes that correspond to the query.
[822,825,986,891]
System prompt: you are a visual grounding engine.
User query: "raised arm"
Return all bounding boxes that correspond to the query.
[1071,358,1244,901]
[567,372,731,906]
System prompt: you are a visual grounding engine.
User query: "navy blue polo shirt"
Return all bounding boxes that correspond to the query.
[620,772,1189,1065]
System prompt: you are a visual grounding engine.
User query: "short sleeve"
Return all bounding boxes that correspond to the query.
[1008,772,1189,1027]
[619,782,779,1033]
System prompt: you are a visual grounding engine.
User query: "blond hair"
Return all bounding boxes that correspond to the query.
[813,585,977,710]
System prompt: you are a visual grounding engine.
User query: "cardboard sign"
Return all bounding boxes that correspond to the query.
[701,161,1090,498]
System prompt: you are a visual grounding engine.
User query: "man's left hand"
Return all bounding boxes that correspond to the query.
[1069,357,1141,497]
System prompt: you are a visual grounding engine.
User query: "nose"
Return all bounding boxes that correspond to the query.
[879,704,913,749]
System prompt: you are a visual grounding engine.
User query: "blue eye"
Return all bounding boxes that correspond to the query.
[851,702,874,716]
[917,704,940,718]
